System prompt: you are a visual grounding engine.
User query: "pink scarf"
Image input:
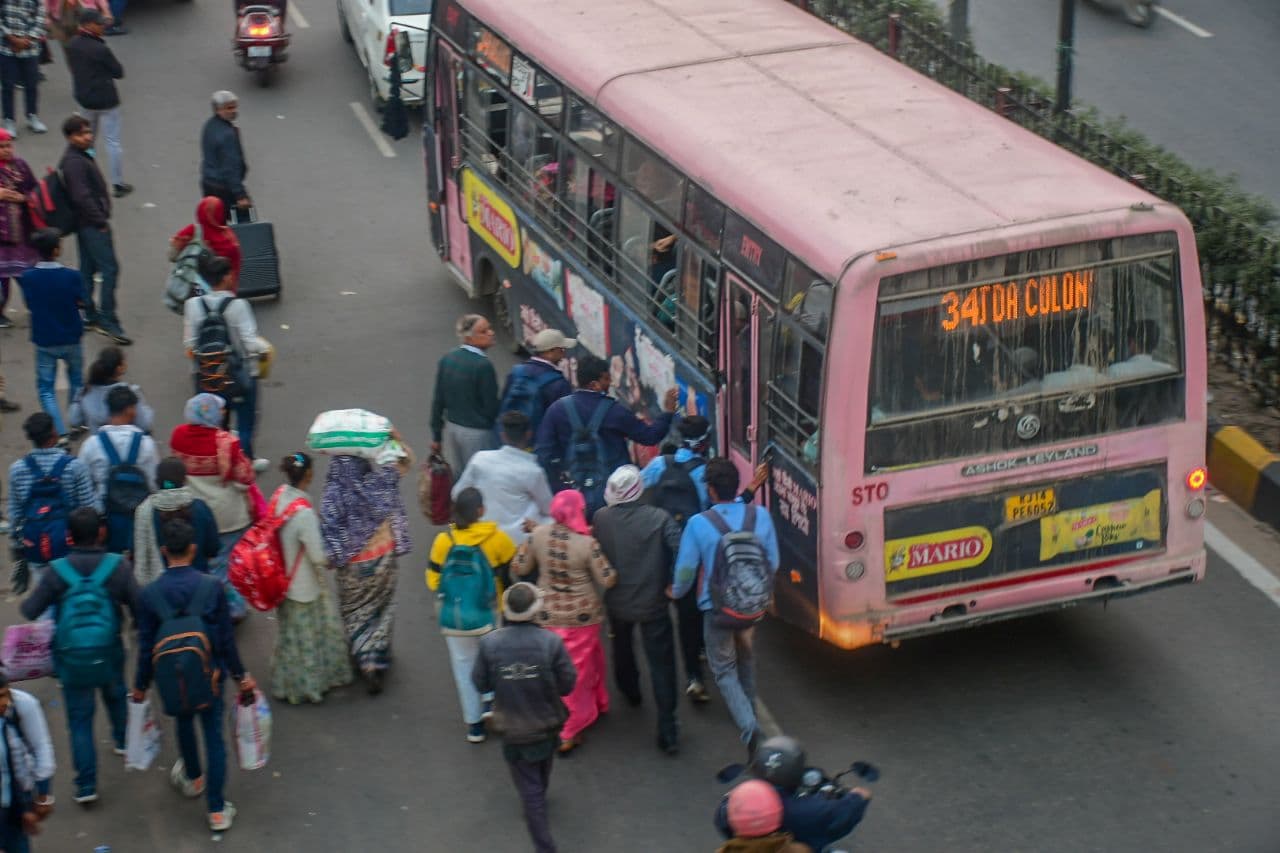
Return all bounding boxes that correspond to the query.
[551,490,591,536]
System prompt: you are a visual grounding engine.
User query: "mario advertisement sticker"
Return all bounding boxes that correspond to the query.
[884,526,993,582]
[463,169,521,269]
[1038,488,1162,561]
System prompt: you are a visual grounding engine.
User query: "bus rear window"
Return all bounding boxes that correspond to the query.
[871,234,1183,424]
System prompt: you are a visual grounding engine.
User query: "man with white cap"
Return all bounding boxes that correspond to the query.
[498,328,575,439]
[472,583,576,853]
[592,465,683,755]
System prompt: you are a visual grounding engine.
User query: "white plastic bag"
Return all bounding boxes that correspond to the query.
[124,698,161,771]
[306,409,406,464]
[233,689,272,771]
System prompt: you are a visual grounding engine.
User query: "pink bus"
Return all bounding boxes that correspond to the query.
[423,0,1207,649]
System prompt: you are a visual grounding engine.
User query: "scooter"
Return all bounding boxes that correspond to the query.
[235,2,291,86]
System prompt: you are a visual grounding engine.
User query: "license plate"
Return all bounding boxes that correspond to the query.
[1005,488,1056,522]
[247,45,272,57]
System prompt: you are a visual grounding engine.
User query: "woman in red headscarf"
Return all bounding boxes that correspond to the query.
[170,196,242,291]
[512,489,617,753]
[0,128,37,329]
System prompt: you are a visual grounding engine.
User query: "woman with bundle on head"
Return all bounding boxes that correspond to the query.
[319,437,414,695]
[270,452,352,704]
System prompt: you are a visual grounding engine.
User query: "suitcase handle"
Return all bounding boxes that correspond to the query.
[228,205,258,225]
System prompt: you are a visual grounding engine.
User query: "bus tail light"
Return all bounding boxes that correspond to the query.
[845,561,865,581]
[1186,467,1207,490]
[844,530,865,550]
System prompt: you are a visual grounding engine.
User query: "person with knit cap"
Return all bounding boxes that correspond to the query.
[131,457,220,585]
[591,464,683,754]
[511,488,616,754]
[717,780,812,853]
[472,582,576,853]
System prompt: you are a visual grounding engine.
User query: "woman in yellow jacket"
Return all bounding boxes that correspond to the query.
[427,487,517,744]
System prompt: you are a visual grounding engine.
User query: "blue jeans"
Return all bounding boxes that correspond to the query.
[213,529,248,620]
[174,686,226,813]
[108,0,127,22]
[0,53,38,120]
[0,810,30,853]
[76,226,120,325]
[233,376,258,459]
[703,621,758,744]
[61,671,128,792]
[35,343,84,436]
[82,107,124,186]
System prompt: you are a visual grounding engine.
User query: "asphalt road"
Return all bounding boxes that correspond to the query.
[931,0,1280,206]
[0,1,1278,850]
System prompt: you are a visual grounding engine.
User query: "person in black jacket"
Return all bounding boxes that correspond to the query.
[200,91,250,224]
[64,11,130,198]
[472,583,576,853]
[58,113,130,345]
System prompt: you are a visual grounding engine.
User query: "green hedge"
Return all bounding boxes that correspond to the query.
[802,0,1280,404]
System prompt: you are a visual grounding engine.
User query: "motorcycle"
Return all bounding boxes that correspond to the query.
[235,2,291,86]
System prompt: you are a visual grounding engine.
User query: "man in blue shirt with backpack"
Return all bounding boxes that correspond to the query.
[132,519,255,832]
[671,458,779,755]
[20,506,138,805]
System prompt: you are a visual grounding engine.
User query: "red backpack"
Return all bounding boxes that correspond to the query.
[228,488,310,612]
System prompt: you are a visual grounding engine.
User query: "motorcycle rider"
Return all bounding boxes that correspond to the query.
[715,736,872,853]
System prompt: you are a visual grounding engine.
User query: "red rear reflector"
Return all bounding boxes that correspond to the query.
[844,531,865,550]
[1186,467,1207,490]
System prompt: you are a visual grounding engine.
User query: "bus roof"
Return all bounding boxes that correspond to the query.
[462,0,1161,281]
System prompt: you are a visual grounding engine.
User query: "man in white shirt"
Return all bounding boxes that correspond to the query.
[452,411,553,554]
[76,384,158,552]
[183,255,265,459]
[1107,319,1172,381]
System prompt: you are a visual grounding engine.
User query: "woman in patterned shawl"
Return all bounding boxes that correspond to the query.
[0,129,37,329]
[319,446,413,694]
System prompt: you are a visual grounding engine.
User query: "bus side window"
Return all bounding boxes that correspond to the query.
[511,105,557,213]
[783,258,831,343]
[464,67,508,176]
[619,195,681,330]
[728,288,754,453]
[679,251,718,368]
[772,318,824,463]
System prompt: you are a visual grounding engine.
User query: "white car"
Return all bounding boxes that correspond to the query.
[338,0,430,109]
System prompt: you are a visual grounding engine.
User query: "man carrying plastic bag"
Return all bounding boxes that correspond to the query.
[123,697,161,771]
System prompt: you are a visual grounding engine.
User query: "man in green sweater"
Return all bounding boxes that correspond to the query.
[431,313,500,473]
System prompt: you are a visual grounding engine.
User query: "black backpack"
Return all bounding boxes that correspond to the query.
[98,432,151,553]
[193,296,245,401]
[563,397,612,517]
[646,454,706,528]
[147,576,219,716]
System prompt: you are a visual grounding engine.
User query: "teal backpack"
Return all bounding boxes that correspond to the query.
[437,532,497,636]
[51,555,123,688]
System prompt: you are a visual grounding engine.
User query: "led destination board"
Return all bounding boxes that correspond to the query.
[940,269,1095,332]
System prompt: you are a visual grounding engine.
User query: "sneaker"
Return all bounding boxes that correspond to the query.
[466,722,486,744]
[83,316,103,334]
[1,118,16,138]
[686,679,710,704]
[100,325,133,345]
[104,23,128,35]
[0,399,20,413]
[0,315,12,329]
[169,759,206,798]
[26,114,47,134]
[208,801,236,832]
[252,457,270,473]
[112,744,126,756]
[112,183,134,198]
[73,787,98,804]
[480,699,493,721]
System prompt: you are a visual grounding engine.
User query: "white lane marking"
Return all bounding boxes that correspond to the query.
[349,101,397,158]
[1154,5,1213,38]
[1206,521,1280,608]
[289,4,310,28]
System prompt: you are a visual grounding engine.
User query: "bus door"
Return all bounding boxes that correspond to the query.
[432,39,470,276]
[721,272,774,485]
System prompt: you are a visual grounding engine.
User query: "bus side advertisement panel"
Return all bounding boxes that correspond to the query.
[882,464,1167,596]
[769,448,820,635]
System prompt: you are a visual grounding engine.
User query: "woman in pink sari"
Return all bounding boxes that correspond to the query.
[512,489,616,754]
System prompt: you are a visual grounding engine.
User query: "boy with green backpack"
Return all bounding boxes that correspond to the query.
[20,507,139,805]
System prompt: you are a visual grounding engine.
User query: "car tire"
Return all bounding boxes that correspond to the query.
[337,0,353,43]
[368,65,387,113]
[1123,0,1155,27]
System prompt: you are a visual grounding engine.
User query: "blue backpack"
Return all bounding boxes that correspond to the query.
[51,554,123,688]
[436,531,497,636]
[19,455,72,563]
[97,432,151,553]
[563,397,613,517]
[499,364,562,437]
[147,576,219,716]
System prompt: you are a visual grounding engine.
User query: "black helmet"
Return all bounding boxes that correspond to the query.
[750,735,806,790]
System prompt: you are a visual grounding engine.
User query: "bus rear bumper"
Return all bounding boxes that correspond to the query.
[831,549,1206,648]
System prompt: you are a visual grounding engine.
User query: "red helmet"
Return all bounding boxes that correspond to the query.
[726,779,784,838]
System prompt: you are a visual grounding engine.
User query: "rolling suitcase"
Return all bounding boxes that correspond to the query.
[231,208,282,300]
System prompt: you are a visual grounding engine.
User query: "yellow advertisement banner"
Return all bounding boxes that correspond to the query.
[1038,489,1162,561]
[885,526,993,582]
[463,169,520,269]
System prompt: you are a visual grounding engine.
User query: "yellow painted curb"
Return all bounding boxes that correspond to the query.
[1208,426,1278,511]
